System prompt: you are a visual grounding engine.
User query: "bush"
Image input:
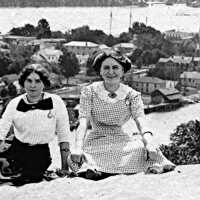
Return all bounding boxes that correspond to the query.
[160,120,200,165]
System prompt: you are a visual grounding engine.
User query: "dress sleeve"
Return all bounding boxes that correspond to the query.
[130,91,145,120]
[0,100,15,140]
[55,96,70,143]
[79,86,92,120]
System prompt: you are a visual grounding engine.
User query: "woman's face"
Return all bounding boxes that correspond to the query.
[100,57,124,84]
[24,72,44,100]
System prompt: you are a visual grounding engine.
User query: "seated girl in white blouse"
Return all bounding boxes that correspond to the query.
[0,63,71,185]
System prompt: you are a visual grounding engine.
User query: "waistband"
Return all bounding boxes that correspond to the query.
[13,137,49,148]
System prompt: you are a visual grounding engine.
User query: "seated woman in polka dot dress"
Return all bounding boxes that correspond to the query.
[73,50,175,180]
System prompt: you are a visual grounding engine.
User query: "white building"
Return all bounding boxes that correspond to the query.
[31,47,63,63]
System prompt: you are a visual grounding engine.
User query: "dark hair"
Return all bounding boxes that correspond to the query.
[91,49,132,74]
[18,63,51,88]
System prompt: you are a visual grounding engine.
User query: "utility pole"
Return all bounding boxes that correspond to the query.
[129,2,133,29]
[109,6,113,35]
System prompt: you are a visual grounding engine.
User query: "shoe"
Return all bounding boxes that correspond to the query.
[85,169,102,180]
[163,164,176,173]
[11,175,43,186]
[145,164,164,174]
[43,170,59,181]
[145,164,175,174]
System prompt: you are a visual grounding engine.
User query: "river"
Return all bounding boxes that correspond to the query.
[0,4,200,35]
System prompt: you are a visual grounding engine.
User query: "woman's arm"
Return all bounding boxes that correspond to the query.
[75,117,88,153]
[59,141,71,173]
[134,116,154,146]
[0,99,15,141]
[76,86,92,153]
[130,92,155,147]
[54,96,71,173]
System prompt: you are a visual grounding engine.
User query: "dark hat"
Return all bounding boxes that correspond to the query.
[91,49,132,73]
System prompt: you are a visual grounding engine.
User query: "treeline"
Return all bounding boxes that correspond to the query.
[7,18,199,80]
[0,0,135,7]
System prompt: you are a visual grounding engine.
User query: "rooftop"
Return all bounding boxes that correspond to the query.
[180,71,200,79]
[132,76,165,84]
[63,41,99,47]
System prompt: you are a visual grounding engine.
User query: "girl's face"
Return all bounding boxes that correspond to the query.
[24,72,44,100]
[100,57,124,84]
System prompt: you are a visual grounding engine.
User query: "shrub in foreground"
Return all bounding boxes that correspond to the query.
[160,120,200,165]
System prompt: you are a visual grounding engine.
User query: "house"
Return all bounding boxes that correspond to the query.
[124,69,148,84]
[3,35,36,45]
[28,38,66,49]
[112,43,137,54]
[180,71,200,88]
[31,47,63,63]
[156,56,200,79]
[151,88,182,104]
[130,76,166,94]
[164,30,194,44]
[63,41,99,56]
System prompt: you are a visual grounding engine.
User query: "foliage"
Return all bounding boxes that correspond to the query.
[8,44,36,74]
[36,18,51,39]
[58,48,80,83]
[9,18,52,39]
[9,23,37,36]
[178,39,196,57]
[128,22,176,67]
[0,52,11,76]
[65,25,119,46]
[160,120,200,165]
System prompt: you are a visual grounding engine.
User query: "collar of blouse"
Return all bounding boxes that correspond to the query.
[92,81,133,103]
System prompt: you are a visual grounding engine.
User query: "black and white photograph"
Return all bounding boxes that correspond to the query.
[0,0,200,199]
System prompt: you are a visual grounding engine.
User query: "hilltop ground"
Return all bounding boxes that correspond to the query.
[0,164,199,200]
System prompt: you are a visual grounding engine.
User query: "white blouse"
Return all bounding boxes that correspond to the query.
[0,92,70,145]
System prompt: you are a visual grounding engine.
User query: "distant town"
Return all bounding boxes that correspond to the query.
[1,17,200,126]
[0,0,199,7]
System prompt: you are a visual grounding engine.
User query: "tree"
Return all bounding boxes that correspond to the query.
[0,52,11,76]
[128,48,142,64]
[36,18,51,39]
[8,44,36,74]
[58,48,80,83]
[9,23,36,36]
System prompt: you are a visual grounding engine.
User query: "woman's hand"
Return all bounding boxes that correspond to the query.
[67,153,87,173]
[142,132,159,161]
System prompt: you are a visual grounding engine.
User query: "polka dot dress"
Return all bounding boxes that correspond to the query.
[79,82,175,174]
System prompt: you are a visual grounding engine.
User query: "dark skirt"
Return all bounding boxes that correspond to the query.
[0,137,52,180]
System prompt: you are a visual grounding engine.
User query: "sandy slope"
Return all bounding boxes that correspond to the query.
[0,132,199,200]
[0,164,199,200]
